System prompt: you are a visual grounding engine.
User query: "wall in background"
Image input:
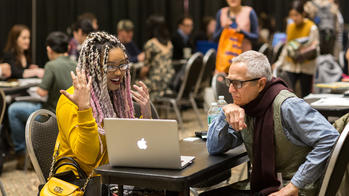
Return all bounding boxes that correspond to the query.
[0,0,347,65]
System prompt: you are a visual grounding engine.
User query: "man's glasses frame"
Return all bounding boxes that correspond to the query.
[225,78,261,89]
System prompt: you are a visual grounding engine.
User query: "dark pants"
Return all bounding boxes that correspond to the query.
[285,72,313,98]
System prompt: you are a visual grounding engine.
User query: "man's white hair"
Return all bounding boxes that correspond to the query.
[231,50,272,81]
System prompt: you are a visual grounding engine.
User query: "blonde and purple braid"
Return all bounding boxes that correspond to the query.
[77,31,134,136]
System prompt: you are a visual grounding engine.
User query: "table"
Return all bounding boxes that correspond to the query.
[95,140,248,196]
[0,78,41,95]
[304,93,349,120]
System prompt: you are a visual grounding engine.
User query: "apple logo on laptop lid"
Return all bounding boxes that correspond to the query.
[137,138,147,150]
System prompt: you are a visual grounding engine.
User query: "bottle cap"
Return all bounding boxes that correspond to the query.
[218,96,224,100]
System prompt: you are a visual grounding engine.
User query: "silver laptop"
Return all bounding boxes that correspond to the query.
[104,118,195,169]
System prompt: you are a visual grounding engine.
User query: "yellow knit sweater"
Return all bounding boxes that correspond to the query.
[54,86,109,176]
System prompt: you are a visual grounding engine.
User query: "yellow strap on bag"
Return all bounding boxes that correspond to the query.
[215,28,244,73]
[40,177,84,196]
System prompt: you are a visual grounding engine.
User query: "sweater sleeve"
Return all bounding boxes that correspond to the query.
[213,9,224,42]
[240,9,259,41]
[56,94,100,165]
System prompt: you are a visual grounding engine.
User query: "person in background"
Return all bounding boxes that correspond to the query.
[213,0,259,51]
[8,31,76,170]
[2,24,44,79]
[171,16,194,59]
[140,15,174,101]
[53,32,150,194]
[78,12,99,31]
[304,0,342,58]
[274,0,319,98]
[68,18,94,62]
[117,19,144,63]
[205,51,339,196]
[194,16,217,43]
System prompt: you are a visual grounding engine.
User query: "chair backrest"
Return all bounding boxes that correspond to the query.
[177,52,203,100]
[0,89,6,126]
[200,49,217,88]
[258,43,269,54]
[25,109,58,184]
[211,73,233,104]
[318,123,349,196]
[272,42,285,63]
[339,50,345,70]
[133,101,159,119]
[192,49,216,97]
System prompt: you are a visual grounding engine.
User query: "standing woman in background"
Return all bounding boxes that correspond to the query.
[2,24,44,79]
[213,0,259,49]
[213,0,259,73]
[274,0,319,97]
[140,15,175,101]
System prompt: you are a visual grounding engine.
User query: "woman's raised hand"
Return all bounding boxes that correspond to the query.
[60,68,92,111]
[131,81,151,119]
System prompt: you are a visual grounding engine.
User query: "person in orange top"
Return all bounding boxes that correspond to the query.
[214,0,259,73]
[54,32,151,181]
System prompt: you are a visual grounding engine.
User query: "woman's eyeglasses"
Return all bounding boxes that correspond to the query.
[225,78,260,89]
[106,63,129,72]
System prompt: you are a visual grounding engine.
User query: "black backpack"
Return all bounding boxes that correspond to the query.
[312,1,337,55]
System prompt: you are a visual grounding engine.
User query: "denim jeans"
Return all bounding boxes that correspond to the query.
[8,102,42,153]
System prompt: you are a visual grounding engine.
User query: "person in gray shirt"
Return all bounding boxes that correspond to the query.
[205,51,339,196]
[8,31,76,170]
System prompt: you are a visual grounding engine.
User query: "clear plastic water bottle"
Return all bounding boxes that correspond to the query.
[217,96,228,111]
[207,102,220,127]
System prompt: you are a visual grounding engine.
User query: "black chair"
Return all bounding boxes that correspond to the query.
[25,109,58,183]
[272,42,285,64]
[0,89,6,175]
[133,101,159,119]
[0,180,6,196]
[318,123,349,196]
[200,49,216,88]
[154,52,204,129]
[211,73,233,104]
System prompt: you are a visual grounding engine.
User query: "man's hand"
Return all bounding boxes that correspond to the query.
[222,104,247,131]
[268,183,299,196]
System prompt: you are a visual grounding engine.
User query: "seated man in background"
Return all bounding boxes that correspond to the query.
[171,16,194,59]
[206,51,339,195]
[8,31,76,169]
[68,18,94,61]
[117,19,144,63]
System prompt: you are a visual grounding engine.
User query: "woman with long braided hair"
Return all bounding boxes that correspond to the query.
[52,32,151,191]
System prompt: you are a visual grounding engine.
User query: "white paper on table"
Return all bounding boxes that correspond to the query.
[310,97,349,109]
[18,78,42,86]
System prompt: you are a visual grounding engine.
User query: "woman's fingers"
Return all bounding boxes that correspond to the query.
[136,81,149,94]
[87,76,92,90]
[60,90,74,102]
[133,84,148,99]
[131,90,144,102]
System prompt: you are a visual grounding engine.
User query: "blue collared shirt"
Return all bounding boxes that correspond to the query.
[177,29,189,45]
[206,97,339,189]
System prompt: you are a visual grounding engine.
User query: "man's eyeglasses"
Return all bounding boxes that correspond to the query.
[225,78,260,89]
[106,63,129,72]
